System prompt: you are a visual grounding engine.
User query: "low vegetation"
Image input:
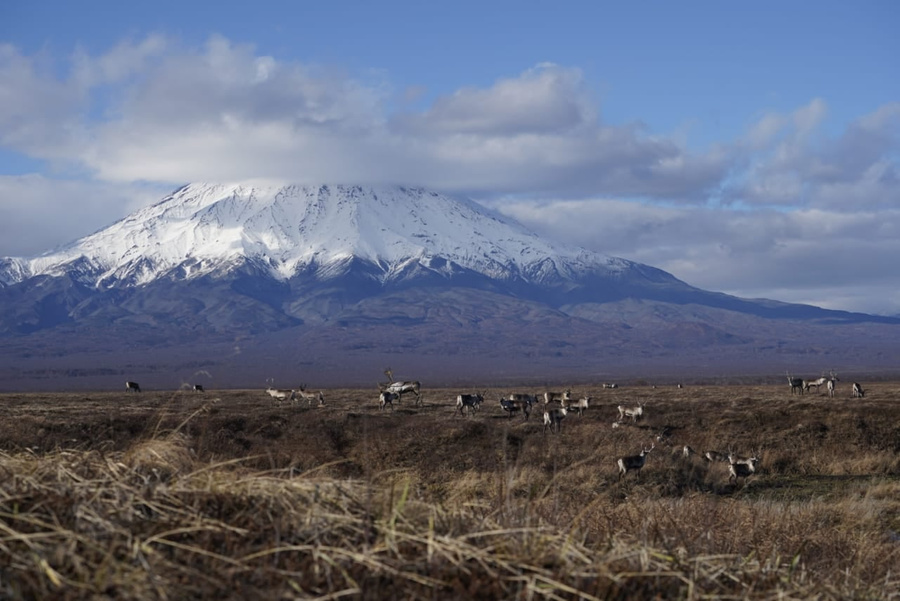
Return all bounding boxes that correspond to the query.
[1,382,898,599]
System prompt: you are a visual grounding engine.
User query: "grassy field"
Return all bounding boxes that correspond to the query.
[0,381,898,599]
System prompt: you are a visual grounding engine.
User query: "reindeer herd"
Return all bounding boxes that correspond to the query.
[121,367,872,488]
[786,370,865,398]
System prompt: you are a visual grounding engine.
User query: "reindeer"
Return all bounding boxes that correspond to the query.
[126,381,141,393]
[728,454,760,485]
[266,387,296,404]
[787,374,805,395]
[381,368,422,406]
[682,445,696,458]
[804,374,828,393]
[456,392,484,417]
[565,395,591,417]
[617,403,645,423]
[826,371,839,398]
[543,407,568,434]
[192,384,205,393]
[297,384,325,406]
[379,390,399,412]
[703,449,730,463]
[602,383,618,389]
[617,444,655,480]
[500,398,532,420]
[543,389,572,406]
[507,392,538,405]
[852,382,865,398]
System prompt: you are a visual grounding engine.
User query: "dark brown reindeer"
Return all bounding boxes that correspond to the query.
[617,444,655,480]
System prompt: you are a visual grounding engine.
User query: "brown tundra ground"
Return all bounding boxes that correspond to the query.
[1,381,898,599]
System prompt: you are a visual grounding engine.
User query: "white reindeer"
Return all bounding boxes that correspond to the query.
[617,403,645,423]
[804,375,828,393]
[456,392,484,417]
[728,454,760,485]
[543,389,572,406]
[543,407,568,434]
[565,395,591,417]
[617,444,655,480]
[266,387,296,404]
[852,382,865,398]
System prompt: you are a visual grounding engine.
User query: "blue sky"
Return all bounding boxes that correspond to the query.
[1,1,898,313]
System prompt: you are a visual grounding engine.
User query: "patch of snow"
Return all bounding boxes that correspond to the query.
[1,184,634,288]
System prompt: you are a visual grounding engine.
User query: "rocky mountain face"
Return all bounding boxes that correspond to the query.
[1,184,898,390]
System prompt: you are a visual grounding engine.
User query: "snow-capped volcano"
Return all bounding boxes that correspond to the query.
[1,183,636,289]
[1,182,898,390]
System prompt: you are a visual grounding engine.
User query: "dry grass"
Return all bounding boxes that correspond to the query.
[0,382,899,599]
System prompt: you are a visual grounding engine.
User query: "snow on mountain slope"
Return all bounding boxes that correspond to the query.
[1,184,636,288]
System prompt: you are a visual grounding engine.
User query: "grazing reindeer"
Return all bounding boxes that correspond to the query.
[602,383,618,389]
[565,395,591,417]
[543,407,568,434]
[543,389,572,406]
[617,444,655,480]
[126,381,141,393]
[826,371,839,398]
[379,391,399,412]
[500,398,532,420]
[787,374,805,395]
[192,384,205,393]
[266,387,296,404]
[456,392,484,417]
[617,403,645,423]
[804,374,828,393]
[728,454,760,485]
[852,382,865,398]
[297,384,325,406]
[381,368,422,406]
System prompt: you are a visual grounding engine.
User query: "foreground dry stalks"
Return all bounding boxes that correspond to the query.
[0,442,897,599]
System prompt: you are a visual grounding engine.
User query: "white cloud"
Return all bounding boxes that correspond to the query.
[0,37,730,199]
[0,175,169,256]
[732,100,900,210]
[494,198,900,316]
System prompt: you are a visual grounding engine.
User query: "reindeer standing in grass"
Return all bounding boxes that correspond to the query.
[826,371,839,398]
[617,444,654,480]
[787,373,805,395]
[380,368,422,406]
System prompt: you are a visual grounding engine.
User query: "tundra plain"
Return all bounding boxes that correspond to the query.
[1,381,898,599]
